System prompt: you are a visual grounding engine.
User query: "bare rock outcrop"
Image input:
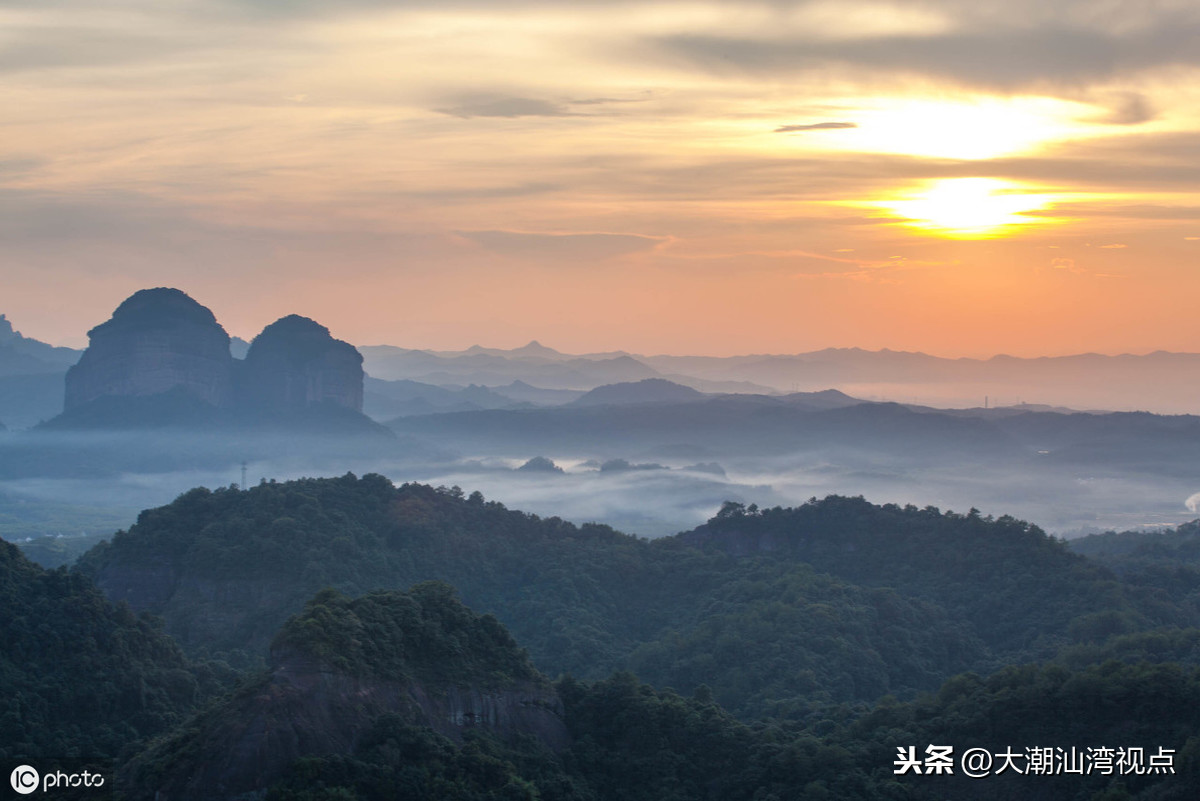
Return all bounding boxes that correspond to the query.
[141,657,568,800]
[239,314,364,413]
[64,288,234,410]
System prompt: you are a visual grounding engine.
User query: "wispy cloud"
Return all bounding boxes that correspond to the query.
[435,96,573,118]
[649,14,1200,93]
[774,122,857,133]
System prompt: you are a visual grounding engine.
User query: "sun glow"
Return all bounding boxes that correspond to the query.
[877,178,1055,238]
[826,97,1089,160]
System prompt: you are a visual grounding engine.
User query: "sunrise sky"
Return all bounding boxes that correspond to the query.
[4,0,1200,356]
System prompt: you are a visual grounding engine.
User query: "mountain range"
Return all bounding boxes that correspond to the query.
[7,475,1200,799]
[7,295,1200,432]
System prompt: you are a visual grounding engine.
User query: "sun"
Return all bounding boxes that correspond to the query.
[875,178,1055,238]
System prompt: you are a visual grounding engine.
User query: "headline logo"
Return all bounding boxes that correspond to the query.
[10,764,106,795]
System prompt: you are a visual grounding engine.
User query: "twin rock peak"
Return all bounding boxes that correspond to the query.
[64,287,364,416]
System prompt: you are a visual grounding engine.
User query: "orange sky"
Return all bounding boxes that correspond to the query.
[4,1,1200,356]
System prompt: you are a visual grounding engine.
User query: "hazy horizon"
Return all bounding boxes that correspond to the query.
[10,303,1200,363]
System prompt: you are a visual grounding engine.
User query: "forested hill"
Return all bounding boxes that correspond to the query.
[674,497,1145,651]
[74,475,1181,718]
[125,583,1200,801]
[7,530,1200,800]
[1068,520,1200,626]
[0,539,237,761]
[123,583,570,800]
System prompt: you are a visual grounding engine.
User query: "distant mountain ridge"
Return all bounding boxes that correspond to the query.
[14,305,1200,413]
[361,341,1200,414]
[0,313,80,376]
[386,393,1017,462]
[570,378,705,407]
[0,315,81,428]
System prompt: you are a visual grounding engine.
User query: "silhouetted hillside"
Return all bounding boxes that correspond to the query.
[364,376,527,419]
[570,378,706,407]
[388,397,1020,462]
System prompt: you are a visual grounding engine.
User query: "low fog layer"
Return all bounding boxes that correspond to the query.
[4,427,1198,562]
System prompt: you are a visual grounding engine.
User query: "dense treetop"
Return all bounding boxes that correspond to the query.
[272,582,545,689]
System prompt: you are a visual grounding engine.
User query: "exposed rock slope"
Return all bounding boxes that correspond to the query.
[64,288,234,410]
[238,314,364,413]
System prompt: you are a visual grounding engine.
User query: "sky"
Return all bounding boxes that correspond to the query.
[4,0,1200,356]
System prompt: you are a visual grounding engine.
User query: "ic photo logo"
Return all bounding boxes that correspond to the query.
[8,763,108,796]
[9,766,38,795]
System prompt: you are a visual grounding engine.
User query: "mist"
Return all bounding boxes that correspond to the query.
[7,429,1196,569]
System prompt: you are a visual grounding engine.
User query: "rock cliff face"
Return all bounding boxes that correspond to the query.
[239,314,364,413]
[64,288,234,410]
[137,656,568,800]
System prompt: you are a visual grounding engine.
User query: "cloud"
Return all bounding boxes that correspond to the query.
[435,96,573,118]
[569,97,646,107]
[0,24,189,73]
[0,187,455,277]
[1050,257,1085,273]
[0,188,207,242]
[774,122,857,132]
[457,230,669,261]
[435,93,646,119]
[1094,92,1157,125]
[400,182,562,202]
[650,18,1200,92]
[1024,204,1200,221]
[973,132,1200,189]
[1099,243,1128,249]
[0,158,47,181]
